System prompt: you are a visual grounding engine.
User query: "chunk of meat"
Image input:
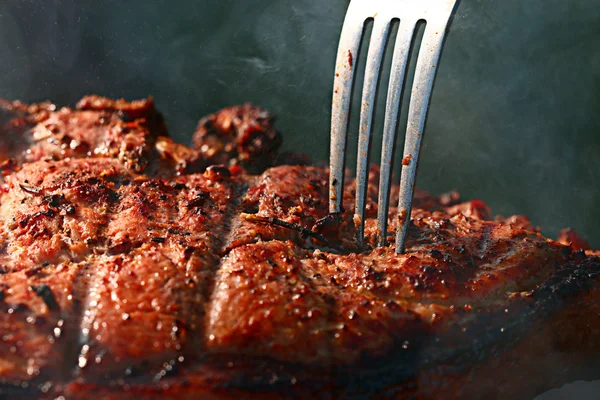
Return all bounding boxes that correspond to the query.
[192,104,282,173]
[0,96,166,173]
[77,247,198,381]
[206,241,331,364]
[0,97,598,400]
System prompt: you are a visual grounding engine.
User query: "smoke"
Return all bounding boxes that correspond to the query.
[0,2,33,96]
[420,0,600,245]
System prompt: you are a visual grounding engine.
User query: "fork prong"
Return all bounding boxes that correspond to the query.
[329,5,368,214]
[376,19,417,246]
[355,17,393,243]
[396,16,455,253]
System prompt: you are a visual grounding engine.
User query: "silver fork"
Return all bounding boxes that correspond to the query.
[329,0,458,253]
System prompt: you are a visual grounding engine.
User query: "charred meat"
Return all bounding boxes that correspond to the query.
[0,96,598,399]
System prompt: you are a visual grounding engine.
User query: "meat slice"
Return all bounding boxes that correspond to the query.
[206,241,332,365]
[211,209,570,367]
[74,164,242,381]
[0,96,166,173]
[77,247,194,381]
[0,97,599,400]
[0,156,242,387]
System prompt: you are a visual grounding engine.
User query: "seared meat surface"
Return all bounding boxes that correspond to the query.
[192,103,282,173]
[0,96,167,174]
[0,96,599,399]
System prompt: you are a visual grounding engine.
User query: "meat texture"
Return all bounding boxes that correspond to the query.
[192,103,282,173]
[0,96,599,400]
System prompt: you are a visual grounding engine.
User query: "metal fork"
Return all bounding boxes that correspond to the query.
[329,0,458,253]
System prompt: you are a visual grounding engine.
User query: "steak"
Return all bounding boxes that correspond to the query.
[0,96,598,399]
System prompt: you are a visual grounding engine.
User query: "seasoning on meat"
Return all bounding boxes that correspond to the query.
[0,96,599,400]
[192,103,282,173]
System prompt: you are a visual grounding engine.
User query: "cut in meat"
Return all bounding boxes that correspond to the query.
[0,96,599,400]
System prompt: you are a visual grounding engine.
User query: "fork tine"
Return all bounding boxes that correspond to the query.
[376,19,417,246]
[396,13,456,253]
[355,16,393,243]
[329,4,368,214]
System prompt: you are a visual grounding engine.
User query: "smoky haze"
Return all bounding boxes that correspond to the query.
[0,0,599,397]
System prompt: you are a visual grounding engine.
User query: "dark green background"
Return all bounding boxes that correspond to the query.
[0,0,598,246]
[0,1,599,397]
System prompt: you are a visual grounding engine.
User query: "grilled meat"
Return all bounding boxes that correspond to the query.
[0,96,598,399]
[0,96,168,174]
[192,103,282,173]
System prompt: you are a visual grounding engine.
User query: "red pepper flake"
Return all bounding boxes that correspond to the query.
[229,164,243,176]
[0,158,18,176]
[401,154,413,166]
[347,50,353,68]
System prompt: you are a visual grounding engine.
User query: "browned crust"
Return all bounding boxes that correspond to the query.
[0,97,598,399]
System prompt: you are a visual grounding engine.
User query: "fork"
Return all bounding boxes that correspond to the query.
[329,0,458,253]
